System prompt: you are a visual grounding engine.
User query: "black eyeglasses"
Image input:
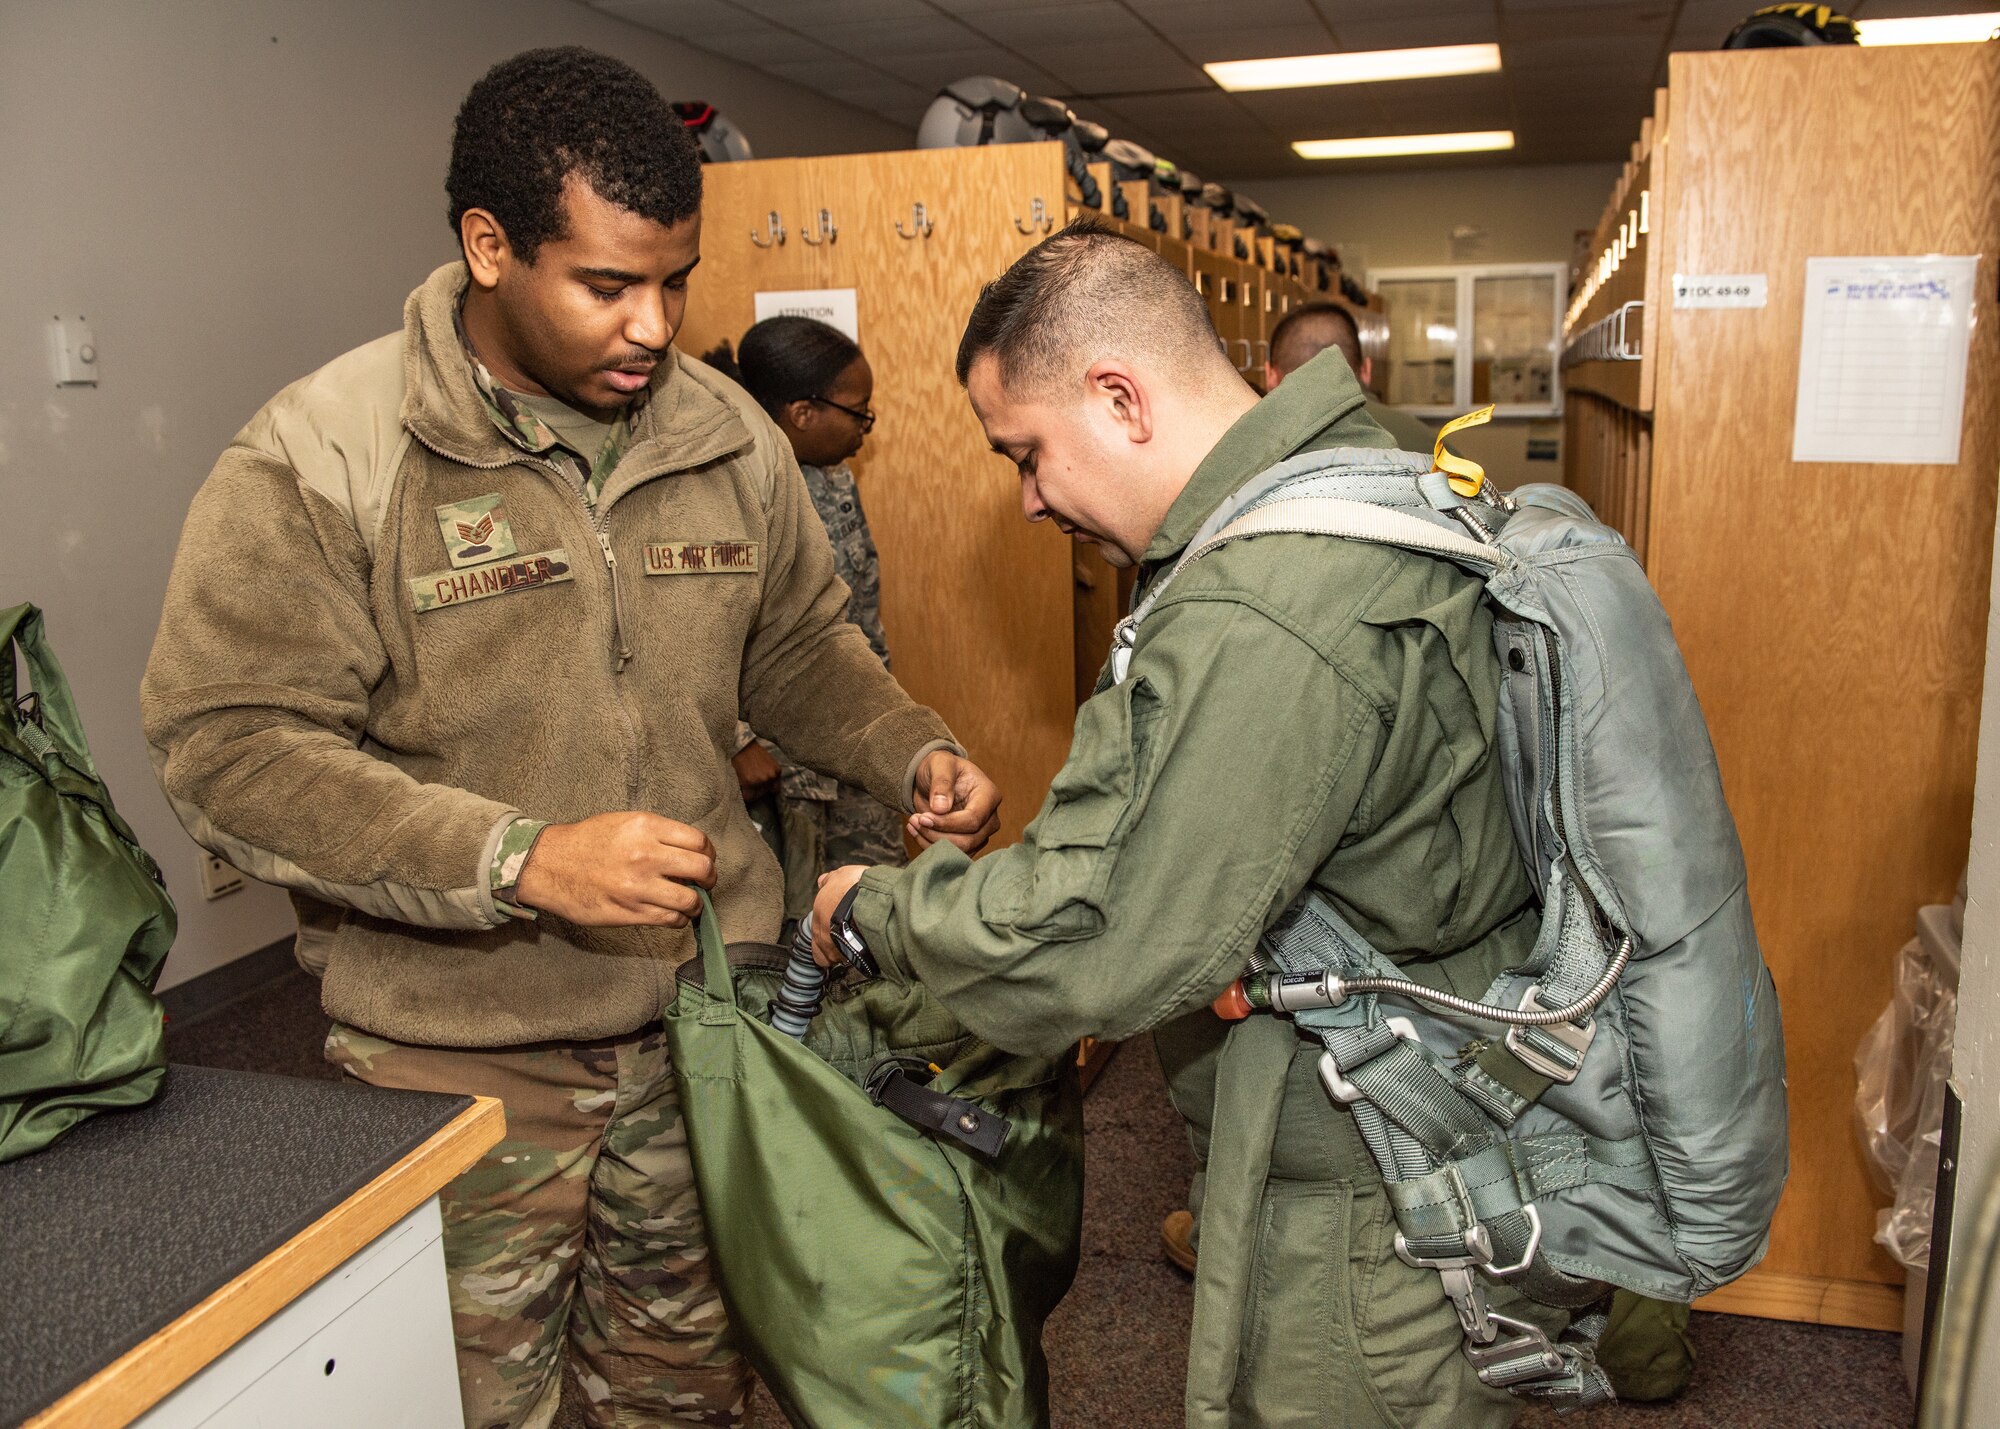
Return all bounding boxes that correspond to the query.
[812,395,876,433]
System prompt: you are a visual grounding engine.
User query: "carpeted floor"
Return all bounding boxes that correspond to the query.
[167,970,1914,1428]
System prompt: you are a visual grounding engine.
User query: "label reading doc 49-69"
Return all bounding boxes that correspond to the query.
[1672,274,1767,309]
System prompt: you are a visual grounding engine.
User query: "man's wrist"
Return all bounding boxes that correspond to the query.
[902,739,965,812]
[826,882,879,978]
[848,867,913,983]
[490,816,549,919]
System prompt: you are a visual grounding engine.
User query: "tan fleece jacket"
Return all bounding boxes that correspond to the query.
[142,263,955,1047]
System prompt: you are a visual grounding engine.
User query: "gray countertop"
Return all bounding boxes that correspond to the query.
[0,1064,470,1426]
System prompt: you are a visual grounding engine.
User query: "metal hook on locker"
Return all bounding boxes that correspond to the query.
[1013,197,1054,235]
[895,202,934,240]
[800,209,838,246]
[749,211,787,248]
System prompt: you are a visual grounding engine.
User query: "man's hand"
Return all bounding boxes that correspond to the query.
[732,743,783,799]
[909,751,1003,855]
[810,865,871,969]
[515,812,715,927]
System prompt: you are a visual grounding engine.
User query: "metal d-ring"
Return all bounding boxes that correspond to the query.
[895,202,934,239]
[749,211,786,248]
[1013,196,1054,235]
[800,208,837,246]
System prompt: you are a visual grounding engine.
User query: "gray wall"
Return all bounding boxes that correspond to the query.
[1230,163,1621,279]
[0,0,903,989]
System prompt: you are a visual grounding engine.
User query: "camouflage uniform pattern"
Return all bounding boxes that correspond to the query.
[325,1023,748,1429]
[740,463,906,921]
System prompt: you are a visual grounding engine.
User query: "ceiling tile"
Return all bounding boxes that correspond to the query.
[589,0,768,39]
[1127,0,1332,28]
[1156,23,1344,64]
[758,55,894,89]
[731,0,934,22]
[694,26,841,66]
[1313,0,1498,22]
[966,2,1158,48]
[807,13,987,55]
[1500,4,1674,42]
[867,46,1068,93]
[825,78,934,109]
[601,0,1686,173]
[1327,14,1502,48]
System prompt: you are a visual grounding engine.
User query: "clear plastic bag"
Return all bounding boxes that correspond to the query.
[1854,908,1960,1271]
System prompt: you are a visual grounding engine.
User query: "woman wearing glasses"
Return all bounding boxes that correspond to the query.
[703,316,904,936]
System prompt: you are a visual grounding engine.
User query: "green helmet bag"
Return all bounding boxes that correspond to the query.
[0,603,176,1162]
[662,895,1083,1428]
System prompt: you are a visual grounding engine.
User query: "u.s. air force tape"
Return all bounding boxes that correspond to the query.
[643,540,760,575]
[409,549,573,612]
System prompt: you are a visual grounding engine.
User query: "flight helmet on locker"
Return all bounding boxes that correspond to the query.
[917,76,1037,147]
[1100,137,1157,221]
[1721,3,1858,46]
[1020,97,1109,211]
[670,101,754,162]
[1018,95,1074,137]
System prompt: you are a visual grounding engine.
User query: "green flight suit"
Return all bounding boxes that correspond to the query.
[1364,394,1439,457]
[849,346,1564,1428]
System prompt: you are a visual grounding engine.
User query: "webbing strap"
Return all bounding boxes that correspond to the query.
[1113,491,1503,684]
[1265,891,1614,1391]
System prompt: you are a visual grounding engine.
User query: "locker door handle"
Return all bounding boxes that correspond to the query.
[896,203,935,239]
[750,211,786,248]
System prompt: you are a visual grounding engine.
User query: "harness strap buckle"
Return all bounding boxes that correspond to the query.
[1434,1265,1495,1342]
[1463,1312,1570,1389]
[1316,1015,1418,1105]
[1503,987,1595,1084]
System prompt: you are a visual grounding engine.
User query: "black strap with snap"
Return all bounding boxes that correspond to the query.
[865,1060,1010,1158]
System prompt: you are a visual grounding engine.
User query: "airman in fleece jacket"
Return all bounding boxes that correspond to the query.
[142,261,958,1048]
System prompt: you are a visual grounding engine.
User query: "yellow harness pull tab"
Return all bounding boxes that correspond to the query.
[1434,404,1496,498]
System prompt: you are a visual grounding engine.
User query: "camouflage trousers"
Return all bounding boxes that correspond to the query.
[325,1023,748,1429]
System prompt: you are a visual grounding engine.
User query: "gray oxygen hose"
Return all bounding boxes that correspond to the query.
[769,918,829,1039]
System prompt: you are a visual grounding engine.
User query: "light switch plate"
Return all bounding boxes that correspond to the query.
[199,853,245,901]
[48,315,98,386]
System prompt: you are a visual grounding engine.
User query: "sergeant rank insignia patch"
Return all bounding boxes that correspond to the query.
[410,550,572,613]
[643,540,761,575]
[435,494,519,568]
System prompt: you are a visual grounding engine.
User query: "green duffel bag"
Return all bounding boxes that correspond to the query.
[0,603,176,1162]
[663,893,1083,1428]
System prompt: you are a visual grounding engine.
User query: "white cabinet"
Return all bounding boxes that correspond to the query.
[134,1199,462,1428]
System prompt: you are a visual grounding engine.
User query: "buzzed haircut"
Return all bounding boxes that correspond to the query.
[447,47,702,264]
[956,217,1227,395]
[1268,302,1362,380]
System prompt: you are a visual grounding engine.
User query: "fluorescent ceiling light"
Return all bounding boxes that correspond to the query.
[1293,130,1515,160]
[1206,44,1501,92]
[1857,12,2000,45]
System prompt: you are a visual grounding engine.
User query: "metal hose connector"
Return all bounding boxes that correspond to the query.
[1341,938,1633,1027]
[770,920,829,1039]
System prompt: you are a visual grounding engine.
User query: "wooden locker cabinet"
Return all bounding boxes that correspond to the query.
[676,143,1077,851]
[1562,43,2000,1331]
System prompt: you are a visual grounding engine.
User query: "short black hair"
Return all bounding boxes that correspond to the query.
[1268,302,1361,379]
[956,216,1224,395]
[447,47,701,263]
[702,317,862,417]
